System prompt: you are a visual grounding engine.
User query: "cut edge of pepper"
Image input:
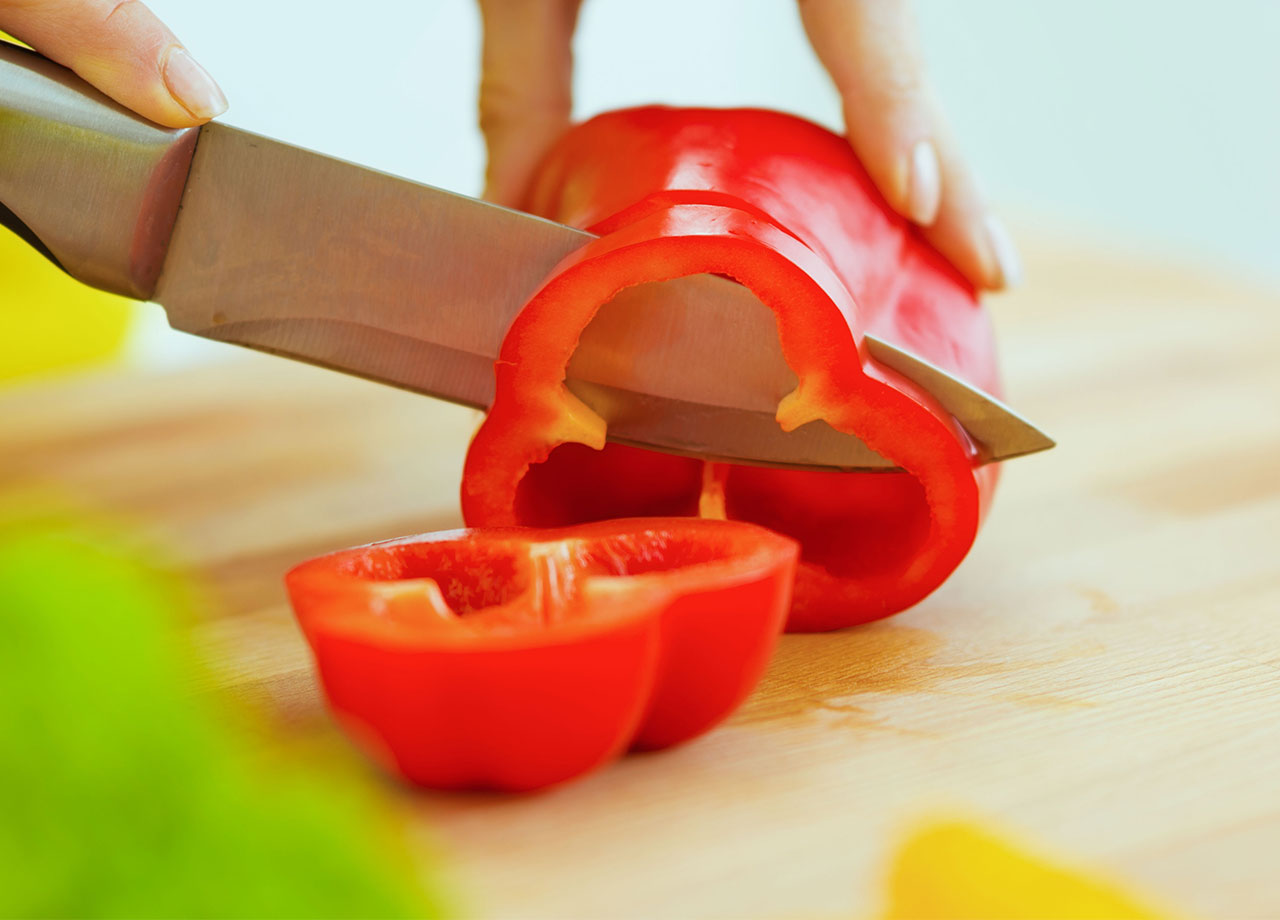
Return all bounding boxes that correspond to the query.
[285,518,798,651]
[462,202,981,613]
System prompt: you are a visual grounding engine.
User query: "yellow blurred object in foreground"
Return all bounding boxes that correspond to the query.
[883,821,1176,920]
[1,227,134,381]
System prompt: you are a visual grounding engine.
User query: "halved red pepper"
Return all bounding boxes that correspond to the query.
[461,107,1001,631]
[284,518,797,791]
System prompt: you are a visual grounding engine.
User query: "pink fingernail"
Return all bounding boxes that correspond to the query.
[984,215,1023,289]
[907,140,941,226]
[163,47,228,121]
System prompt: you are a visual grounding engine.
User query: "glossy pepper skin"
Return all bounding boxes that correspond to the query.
[285,518,797,792]
[461,107,1001,631]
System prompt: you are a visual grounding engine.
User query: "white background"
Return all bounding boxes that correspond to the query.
[137,0,1280,361]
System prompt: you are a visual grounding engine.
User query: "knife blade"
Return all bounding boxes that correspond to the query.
[155,123,1052,472]
[0,39,1051,471]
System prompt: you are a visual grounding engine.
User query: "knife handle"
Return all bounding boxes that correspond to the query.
[0,40,199,300]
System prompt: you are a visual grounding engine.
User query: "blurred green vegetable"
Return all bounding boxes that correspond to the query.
[0,508,447,918]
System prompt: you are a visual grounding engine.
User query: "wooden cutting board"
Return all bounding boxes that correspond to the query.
[3,229,1278,919]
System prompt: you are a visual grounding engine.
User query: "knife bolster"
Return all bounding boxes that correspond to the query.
[0,41,198,300]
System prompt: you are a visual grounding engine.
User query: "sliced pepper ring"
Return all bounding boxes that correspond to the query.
[462,201,982,630]
[285,517,798,792]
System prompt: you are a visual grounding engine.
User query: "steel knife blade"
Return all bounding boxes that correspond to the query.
[151,123,1052,472]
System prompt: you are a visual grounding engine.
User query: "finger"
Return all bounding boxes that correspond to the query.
[927,116,1023,290]
[800,0,938,224]
[0,0,226,127]
[477,0,581,207]
[799,0,1020,289]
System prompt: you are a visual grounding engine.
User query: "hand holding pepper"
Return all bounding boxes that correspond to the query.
[479,0,1021,291]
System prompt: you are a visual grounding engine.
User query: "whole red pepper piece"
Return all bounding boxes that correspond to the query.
[461,107,1001,631]
[285,518,797,791]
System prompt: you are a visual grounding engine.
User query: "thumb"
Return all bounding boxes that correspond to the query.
[1,0,227,128]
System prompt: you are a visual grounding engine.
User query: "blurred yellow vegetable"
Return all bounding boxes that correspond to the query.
[883,820,1178,920]
[1,227,135,381]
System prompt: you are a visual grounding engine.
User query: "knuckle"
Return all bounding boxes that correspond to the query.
[863,70,926,107]
[479,82,569,133]
[102,0,141,25]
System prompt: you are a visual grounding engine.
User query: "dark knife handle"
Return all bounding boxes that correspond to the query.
[0,40,199,300]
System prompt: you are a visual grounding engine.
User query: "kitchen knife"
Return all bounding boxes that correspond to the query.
[0,41,1053,472]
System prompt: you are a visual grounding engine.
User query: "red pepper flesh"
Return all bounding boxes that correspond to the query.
[285,518,798,791]
[461,107,1001,631]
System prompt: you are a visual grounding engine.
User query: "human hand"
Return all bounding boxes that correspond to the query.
[0,0,227,128]
[477,0,1019,290]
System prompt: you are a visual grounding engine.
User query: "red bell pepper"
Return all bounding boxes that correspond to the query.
[461,107,1001,631]
[284,518,797,792]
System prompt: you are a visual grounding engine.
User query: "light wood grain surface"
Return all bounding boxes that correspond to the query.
[3,231,1278,919]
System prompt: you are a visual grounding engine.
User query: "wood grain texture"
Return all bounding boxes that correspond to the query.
[2,230,1278,919]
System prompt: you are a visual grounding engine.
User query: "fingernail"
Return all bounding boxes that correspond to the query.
[983,215,1023,289]
[163,47,228,120]
[906,140,941,226]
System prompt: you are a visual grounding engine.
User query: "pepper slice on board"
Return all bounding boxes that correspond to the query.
[461,107,1002,631]
[285,518,797,792]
